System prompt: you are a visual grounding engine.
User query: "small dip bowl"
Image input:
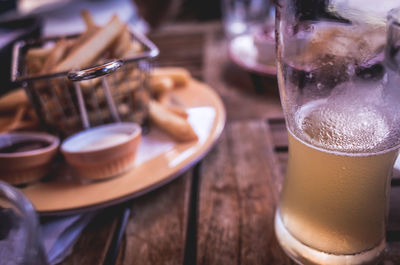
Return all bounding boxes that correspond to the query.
[61,123,141,180]
[0,132,60,185]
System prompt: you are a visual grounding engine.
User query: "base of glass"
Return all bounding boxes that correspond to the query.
[274,210,385,265]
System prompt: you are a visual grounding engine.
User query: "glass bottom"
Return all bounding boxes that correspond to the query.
[274,210,385,265]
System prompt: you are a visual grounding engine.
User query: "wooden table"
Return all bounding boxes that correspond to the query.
[59,22,400,265]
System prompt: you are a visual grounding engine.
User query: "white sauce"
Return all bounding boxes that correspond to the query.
[80,133,130,151]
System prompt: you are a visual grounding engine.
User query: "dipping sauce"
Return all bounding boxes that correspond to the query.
[79,133,131,151]
[0,140,50,154]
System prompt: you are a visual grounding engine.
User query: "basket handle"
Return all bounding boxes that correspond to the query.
[67,60,124,81]
[67,60,124,129]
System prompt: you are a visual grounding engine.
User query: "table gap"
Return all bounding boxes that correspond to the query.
[183,162,201,265]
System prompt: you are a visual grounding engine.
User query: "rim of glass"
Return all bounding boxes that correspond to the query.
[388,7,400,23]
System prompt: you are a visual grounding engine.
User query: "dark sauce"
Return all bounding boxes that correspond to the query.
[0,140,50,153]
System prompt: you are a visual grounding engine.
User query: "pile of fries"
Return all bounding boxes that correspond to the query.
[22,11,148,136]
[17,11,198,142]
[26,11,142,75]
[0,89,38,133]
[148,67,197,142]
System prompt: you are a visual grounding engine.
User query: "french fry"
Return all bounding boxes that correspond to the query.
[26,47,52,75]
[67,28,98,53]
[42,38,69,73]
[26,58,43,75]
[122,41,143,58]
[118,103,130,115]
[55,15,124,72]
[13,120,39,131]
[0,105,38,133]
[157,93,188,119]
[0,89,29,113]
[67,11,99,54]
[20,10,162,136]
[110,25,132,58]
[70,10,101,61]
[26,108,38,121]
[151,67,191,87]
[149,76,174,94]
[164,105,188,119]
[157,93,170,106]
[149,100,197,142]
[26,47,52,63]
[81,10,98,30]
[159,92,186,107]
[0,116,14,129]
[6,105,26,131]
[122,78,141,92]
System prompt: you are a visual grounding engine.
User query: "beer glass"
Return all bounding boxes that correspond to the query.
[274,1,400,264]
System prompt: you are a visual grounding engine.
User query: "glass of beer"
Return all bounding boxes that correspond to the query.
[274,1,400,264]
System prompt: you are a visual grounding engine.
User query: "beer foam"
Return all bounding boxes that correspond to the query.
[295,82,400,153]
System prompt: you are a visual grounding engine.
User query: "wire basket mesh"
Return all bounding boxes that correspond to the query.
[11,29,159,138]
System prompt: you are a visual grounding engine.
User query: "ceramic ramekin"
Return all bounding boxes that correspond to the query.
[0,132,60,185]
[61,122,141,180]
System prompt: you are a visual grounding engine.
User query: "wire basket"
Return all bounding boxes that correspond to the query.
[11,29,159,138]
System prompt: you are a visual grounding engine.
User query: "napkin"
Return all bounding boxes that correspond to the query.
[39,106,216,264]
[41,213,95,265]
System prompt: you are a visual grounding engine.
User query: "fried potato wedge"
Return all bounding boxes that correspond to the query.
[0,89,29,113]
[151,67,191,87]
[149,100,197,142]
[149,76,174,94]
[55,15,124,72]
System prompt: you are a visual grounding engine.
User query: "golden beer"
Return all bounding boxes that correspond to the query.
[275,98,399,264]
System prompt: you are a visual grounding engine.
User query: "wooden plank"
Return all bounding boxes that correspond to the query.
[117,172,192,265]
[386,242,400,264]
[59,209,118,265]
[388,186,400,233]
[197,120,293,265]
[268,119,288,177]
[386,187,400,262]
[268,118,288,149]
[276,152,288,177]
[150,32,204,80]
[196,128,240,265]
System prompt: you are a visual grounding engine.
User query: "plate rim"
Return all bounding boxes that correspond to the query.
[21,79,226,216]
[228,34,276,76]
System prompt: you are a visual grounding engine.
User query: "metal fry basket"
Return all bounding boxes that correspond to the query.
[11,29,159,138]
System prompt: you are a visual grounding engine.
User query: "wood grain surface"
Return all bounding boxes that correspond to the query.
[60,22,400,265]
[118,172,192,265]
[197,121,293,265]
[59,209,118,265]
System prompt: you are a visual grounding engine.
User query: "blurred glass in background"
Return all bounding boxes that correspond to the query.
[221,0,273,37]
[224,0,276,75]
[0,181,47,265]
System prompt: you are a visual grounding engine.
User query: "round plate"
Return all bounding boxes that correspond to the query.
[21,79,226,215]
[229,34,276,76]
